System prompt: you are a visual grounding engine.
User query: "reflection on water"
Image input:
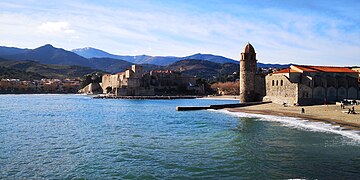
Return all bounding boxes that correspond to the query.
[0,94,359,179]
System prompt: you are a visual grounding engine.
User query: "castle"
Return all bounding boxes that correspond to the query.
[100,65,204,96]
[239,43,360,105]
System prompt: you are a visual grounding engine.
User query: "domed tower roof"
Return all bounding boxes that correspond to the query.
[243,42,255,54]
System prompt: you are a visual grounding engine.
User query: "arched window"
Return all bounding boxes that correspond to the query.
[272,80,274,86]
[280,80,283,86]
[276,80,278,86]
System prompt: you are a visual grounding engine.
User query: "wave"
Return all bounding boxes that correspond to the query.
[211,109,360,142]
[196,97,240,101]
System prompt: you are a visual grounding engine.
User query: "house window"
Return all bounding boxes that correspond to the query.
[280,80,283,86]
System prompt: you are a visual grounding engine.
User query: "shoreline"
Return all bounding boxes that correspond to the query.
[225,103,360,131]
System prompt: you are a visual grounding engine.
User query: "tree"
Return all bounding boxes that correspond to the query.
[211,81,239,95]
[80,72,103,89]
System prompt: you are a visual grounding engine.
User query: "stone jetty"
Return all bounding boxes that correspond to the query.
[176,101,271,111]
[94,95,201,100]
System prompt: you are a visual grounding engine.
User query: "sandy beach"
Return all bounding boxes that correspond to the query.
[225,103,360,130]
[201,95,240,100]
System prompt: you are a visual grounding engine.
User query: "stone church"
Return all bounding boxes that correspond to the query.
[239,43,360,105]
[239,43,265,102]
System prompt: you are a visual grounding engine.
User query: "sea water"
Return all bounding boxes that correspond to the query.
[0,94,359,179]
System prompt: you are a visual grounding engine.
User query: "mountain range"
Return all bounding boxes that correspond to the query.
[0,44,291,80]
[71,47,238,66]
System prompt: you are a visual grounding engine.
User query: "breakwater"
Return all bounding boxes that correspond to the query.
[176,101,271,111]
[94,95,202,99]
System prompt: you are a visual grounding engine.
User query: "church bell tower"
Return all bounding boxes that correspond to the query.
[239,42,257,102]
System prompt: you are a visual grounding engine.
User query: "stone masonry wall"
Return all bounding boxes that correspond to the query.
[264,74,298,105]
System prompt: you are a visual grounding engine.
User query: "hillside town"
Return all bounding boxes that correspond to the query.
[0,78,81,94]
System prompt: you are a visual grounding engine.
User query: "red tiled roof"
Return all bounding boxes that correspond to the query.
[293,65,357,73]
[272,68,298,74]
[273,65,358,74]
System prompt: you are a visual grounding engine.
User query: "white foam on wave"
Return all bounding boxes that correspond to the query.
[210,109,360,142]
[196,97,240,101]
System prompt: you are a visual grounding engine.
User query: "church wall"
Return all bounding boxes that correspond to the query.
[326,87,337,101]
[288,72,301,83]
[348,87,358,99]
[254,75,266,101]
[337,87,347,100]
[239,59,256,102]
[264,74,298,105]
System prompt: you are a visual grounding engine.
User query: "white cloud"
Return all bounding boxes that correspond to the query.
[37,21,75,34]
[0,1,359,66]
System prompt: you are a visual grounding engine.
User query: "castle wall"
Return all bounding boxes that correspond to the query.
[103,65,200,96]
[127,78,140,88]
[79,83,103,94]
[101,74,112,92]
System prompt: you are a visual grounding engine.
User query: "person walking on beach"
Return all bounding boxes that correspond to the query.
[340,102,344,109]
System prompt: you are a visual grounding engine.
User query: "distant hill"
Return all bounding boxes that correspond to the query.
[88,57,133,73]
[258,62,293,69]
[0,45,135,73]
[0,46,29,56]
[72,47,293,68]
[5,44,90,67]
[72,47,153,64]
[72,47,239,66]
[166,59,239,79]
[181,53,238,64]
[0,58,105,79]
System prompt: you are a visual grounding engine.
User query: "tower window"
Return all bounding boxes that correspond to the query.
[276,80,278,86]
[272,80,274,86]
[280,80,283,86]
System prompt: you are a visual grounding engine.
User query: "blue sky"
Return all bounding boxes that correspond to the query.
[0,0,359,65]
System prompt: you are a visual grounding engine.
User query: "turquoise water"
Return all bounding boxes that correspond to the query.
[0,94,360,179]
